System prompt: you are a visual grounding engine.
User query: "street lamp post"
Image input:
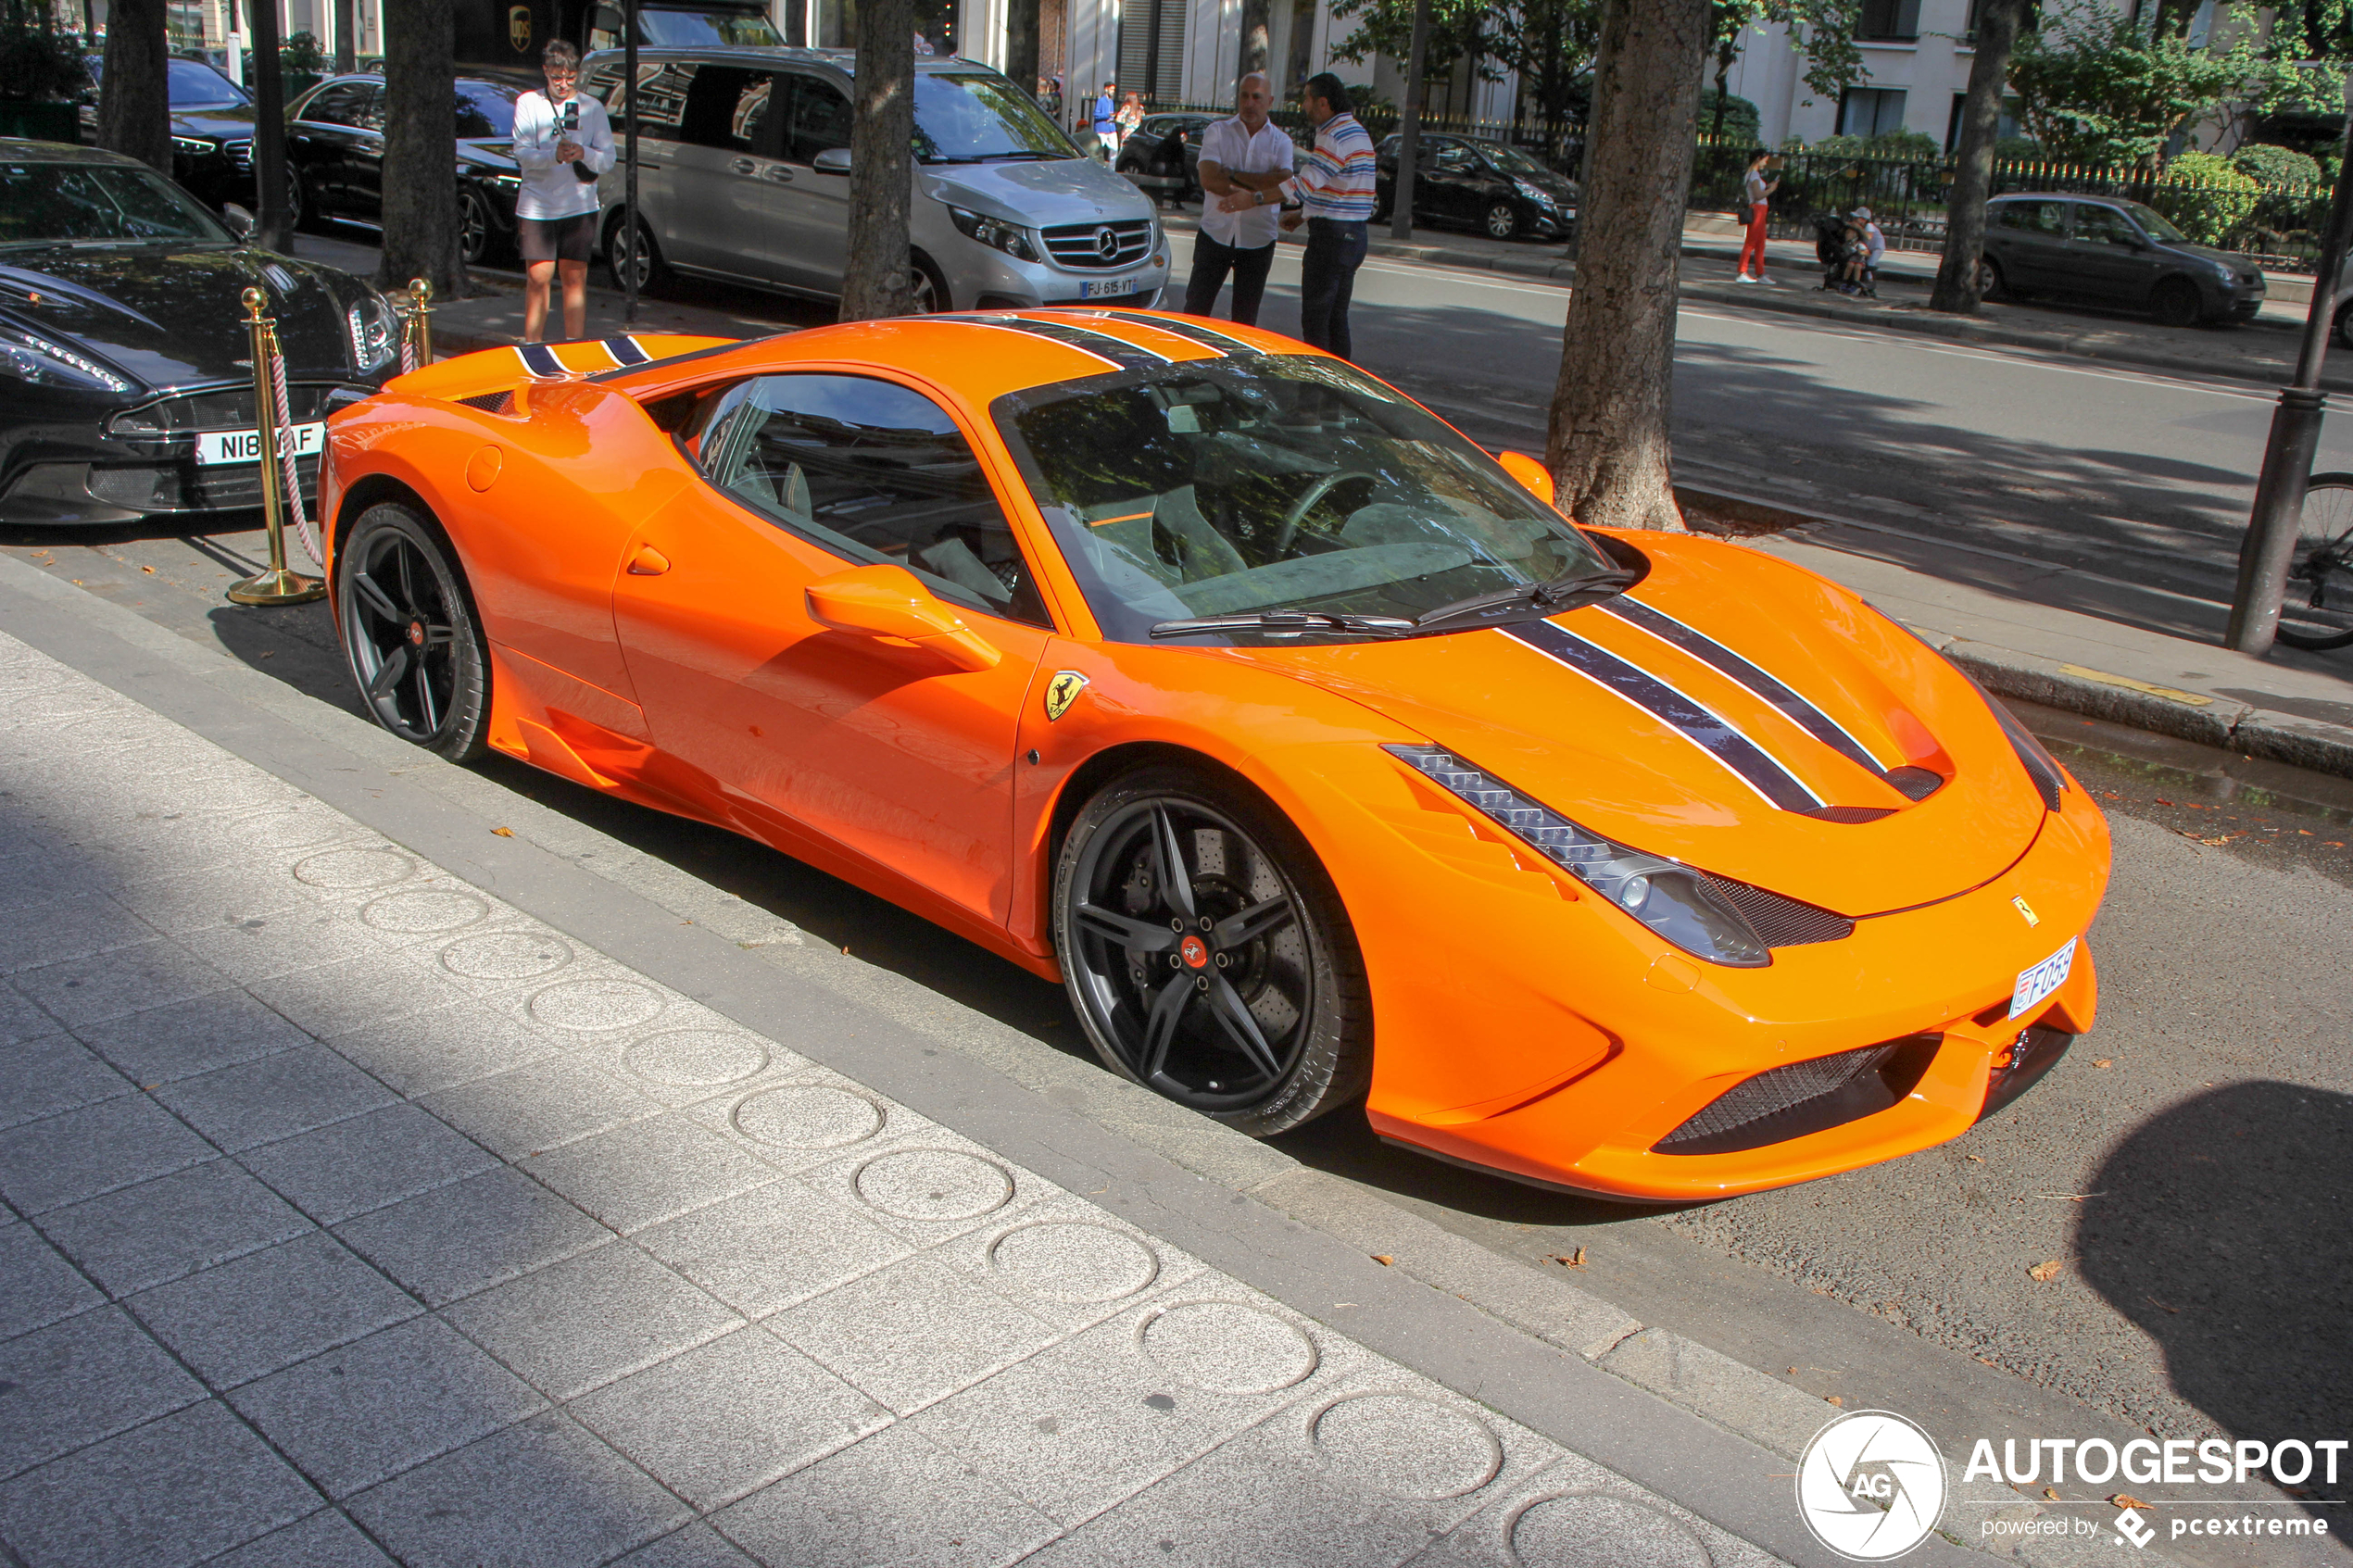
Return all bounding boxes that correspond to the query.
[1389,0,1430,244]
[623,0,640,325]
[2226,105,2353,654]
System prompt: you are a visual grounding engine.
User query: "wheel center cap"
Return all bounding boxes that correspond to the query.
[1179,934,1210,970]
[405,620,425,646]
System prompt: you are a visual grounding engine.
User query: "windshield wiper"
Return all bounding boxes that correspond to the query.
[1409,566,1640,632]
[1150,609,1416,639]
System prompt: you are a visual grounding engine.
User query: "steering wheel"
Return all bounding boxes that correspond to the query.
[1275,471,1376,557]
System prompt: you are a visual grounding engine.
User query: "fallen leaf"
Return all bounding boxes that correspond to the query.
[258,650,274,659]
[2154,797,2173,806]
[2092,1059,2112,1069]
[1825,1395,1843,1407]
[489,826,514,837]
[2185,801,2206,809]
[141,564,156,574]
[1371,1254,1394,1266]
[2029,1259,2064,1282]
[2045,1487,2062,1501]
[2328,841,2346,848]
[2199,835,2233,846]
[1788,1367,1798,1374]
[2145,1294,2181,1315]
[2111,1494,2145,1511]
[1551,1247,1587,1268]
[2300,829,2314,835]
[1966,1153,1985,1162]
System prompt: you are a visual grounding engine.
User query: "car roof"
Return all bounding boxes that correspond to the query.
[582,44,1004,77]
[0,137,153,167]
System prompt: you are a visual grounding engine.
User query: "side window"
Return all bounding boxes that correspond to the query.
[784,76,853,164]
[2001,200,2063,235]
[690,374,1052,628]
[299,84,362,126]
[592,59,697,142]
[678,66,776,152]
[1432,144,1475,171]
[354,83,386,133]
[2073,206,2138,246]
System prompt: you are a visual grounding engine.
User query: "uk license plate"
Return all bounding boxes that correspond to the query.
[1078,276,1139,300]
[195,422,325,466]
[2008,936,2077,1021]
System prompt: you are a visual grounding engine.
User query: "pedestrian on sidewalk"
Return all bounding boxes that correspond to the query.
[1091,81,1118,161]
[511,39,613,345]
[1735,149,1779,284]
[1221,72,1373,360]
[1186,71,1292,326]
[1115,90,1145,150]
[1841,206,1885,296]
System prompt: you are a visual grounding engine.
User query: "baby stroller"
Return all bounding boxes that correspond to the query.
[1811,210,1877,297]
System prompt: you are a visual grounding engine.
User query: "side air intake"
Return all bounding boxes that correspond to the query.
[1655,1035,1939,1154]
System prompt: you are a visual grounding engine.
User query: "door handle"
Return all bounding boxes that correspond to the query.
[627,545,671,576]
[763,165,794,182]
[729,157,756,174]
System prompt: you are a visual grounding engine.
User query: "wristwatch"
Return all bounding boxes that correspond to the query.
[1252,189,1265,206]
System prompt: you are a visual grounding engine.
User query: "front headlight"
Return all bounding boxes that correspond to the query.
[947,206,1039,262]
[1389,746,1771,967]
[1514,180,1551,206]
[0,329,132,392]
[171,135,216,158]
[346,294,399,372]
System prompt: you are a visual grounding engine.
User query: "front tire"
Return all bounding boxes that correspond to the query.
[2278,472,2353,651]
[1484,201,1519,240]
[606,214,672,293]
[908,252,951,313]
[1976,257,2007,301]
[336,503,491,761]
[1052,766,1370,1137]
[2152,277,2203,328]
[457,184,494,266]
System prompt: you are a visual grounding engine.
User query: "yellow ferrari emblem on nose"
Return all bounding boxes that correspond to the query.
[1043,670,1088,721]
[2012,897,2040,928]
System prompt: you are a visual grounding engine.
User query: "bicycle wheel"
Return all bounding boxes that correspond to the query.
[2279,472,2353,650]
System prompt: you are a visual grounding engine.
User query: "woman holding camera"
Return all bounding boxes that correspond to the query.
[512,39,614,345]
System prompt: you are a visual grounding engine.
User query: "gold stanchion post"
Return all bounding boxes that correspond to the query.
[227,286,326,607]
[405,277,434,369]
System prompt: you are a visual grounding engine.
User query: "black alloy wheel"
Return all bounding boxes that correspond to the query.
[1975,257,2006,301]
[2335,299,2353,352]
[457,185,493,265]
[2278,472,2353,651]
[336,503,490,760]
[606,214,672,293]
[1484,201,1519,240]
[2151,277,2203,329]
[284,167,308,232]
[1053,767,1370,1137]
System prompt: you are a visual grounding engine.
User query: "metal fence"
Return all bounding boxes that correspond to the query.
[1134,96,1588,175]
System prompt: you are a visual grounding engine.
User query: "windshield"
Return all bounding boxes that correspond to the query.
[636,7,780,45]
[2121,201,2190,245]
[0,162,233,245]
[914,72,1077,162]
[456,80,520,138]
[168,57,248,107]
[1479,143,1554,179]
[996,356,1616,644]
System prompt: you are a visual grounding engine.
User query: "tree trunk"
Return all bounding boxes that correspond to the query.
[1544,0,1706,532]
[378,0,466,297]
[95,0,170,175]
[1929,0,2022,315]
[1239,0,1268,85]
[841,0,916,320]
[1006,0,1039,104]
[1390,0,1429,241]
[246,0,293,250]
[333,0,356,72]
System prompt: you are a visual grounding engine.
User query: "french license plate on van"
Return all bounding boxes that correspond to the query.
[195,423,325,466]
[1078,276,1139,300]
[2008,935,2077,1021]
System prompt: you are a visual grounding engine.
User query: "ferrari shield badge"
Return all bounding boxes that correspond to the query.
[509,5,533,51]
[2012,896,2040,928]
[1043,671,1088,721]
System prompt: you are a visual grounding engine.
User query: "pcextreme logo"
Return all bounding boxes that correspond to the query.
[1797,1410,1948,1561]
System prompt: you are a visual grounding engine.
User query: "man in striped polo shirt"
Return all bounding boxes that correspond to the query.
[1217,72,1375,359]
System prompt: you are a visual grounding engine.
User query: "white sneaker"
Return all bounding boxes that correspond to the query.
[1733,272,1757,283]
[1756,272,1775,284]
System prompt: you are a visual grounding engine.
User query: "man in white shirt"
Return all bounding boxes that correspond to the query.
[1183,72,1293,326]
[511,39,614,345]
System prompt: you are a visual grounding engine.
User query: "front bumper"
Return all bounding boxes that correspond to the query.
[951,245,1173,312]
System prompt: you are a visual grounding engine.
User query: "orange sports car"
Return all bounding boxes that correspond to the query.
[318,311,2109,1202]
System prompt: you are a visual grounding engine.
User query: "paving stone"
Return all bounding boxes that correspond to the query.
[1492,1488,1717,1568]
[527,1112,781,1234]
[328,999,577,1098]
[951,1196,1202,1334]
[128,1231,421,1391]
[633,1181,912,1319]
[110,859,325,936]
[610,1524,762,1568]
[289,847,421,895]
[230,1315,547,1499]
[347,1412,689,1568]
[0,1032,132,1130]
[713,1422,1057,1568]
[43,1159,312,1297]
[248,954,476,1040]
[333,1166,609,1307]
[767,1254,1063,1417]
[0,1398,321,1568]
[1139,1300,1321,1396]
[0,982,56,1046]
[570,1325,889,1510]
[179,907,391,985]
[440,1241,739,1401]
[0,1306,205,1479]
[0,853,98,917]
[716,1079,894,1164]
[618,1028,792,1099]
[73,989,309,1085]
[238,1101,497,1225]
[152,1045,396,1154]
[12,935,226,1027]
[0,1094,218,1214]
[418,926,579,992]
[420,1053,666,1160]
[0,1221,103,1341]
[520,974,672,1033]
[798,1135,1042,1247]
[0,896,152,979]
[196,1506,397,1568]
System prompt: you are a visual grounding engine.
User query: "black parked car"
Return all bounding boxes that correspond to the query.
[0,142,402,528]
[80,56,260,216]
[1114,112,1217,207]
[286,72,531,265]
[1980,193,2265,327]
[1373,134,1576,241]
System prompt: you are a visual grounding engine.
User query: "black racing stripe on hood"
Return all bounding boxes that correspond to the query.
[1088,312,1258,355]
[1602,597,1890,777]
[1506,621,1825,813]
[601,334,651,367]
[942,313,1170,369]
[516,343,565,378]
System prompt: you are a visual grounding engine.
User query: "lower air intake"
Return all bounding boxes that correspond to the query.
[1655,1035,1939,1155]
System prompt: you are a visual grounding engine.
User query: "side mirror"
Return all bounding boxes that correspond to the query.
[1495,450,1556,507]
[220,203,256,240]
[805,563,1001,673]
[812,146,852,175]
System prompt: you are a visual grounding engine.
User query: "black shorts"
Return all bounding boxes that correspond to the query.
[519,212,595,265]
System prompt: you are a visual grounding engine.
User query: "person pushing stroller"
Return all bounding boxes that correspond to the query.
[1814,207,1884,297]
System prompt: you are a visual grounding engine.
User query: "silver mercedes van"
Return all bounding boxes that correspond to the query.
[581,46,1169,312]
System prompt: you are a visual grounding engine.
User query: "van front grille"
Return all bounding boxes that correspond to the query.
[1040,220,1153,270]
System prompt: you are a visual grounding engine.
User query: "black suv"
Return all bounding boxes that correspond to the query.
[1980,194,2265,327]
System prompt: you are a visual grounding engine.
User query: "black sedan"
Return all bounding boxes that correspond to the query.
[1373,134,1576,241]
[0,142,401,528]
[1115,113,1217,208]
[286,72,530,265]
[80,55,261,216]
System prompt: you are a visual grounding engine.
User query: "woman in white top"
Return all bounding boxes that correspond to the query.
[510,39,614,345]
[1114,92,1145,151]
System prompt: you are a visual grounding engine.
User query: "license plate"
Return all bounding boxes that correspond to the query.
[1078,276,1139,300]
[195,423,325,467]
[2008,936,2077,1021]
